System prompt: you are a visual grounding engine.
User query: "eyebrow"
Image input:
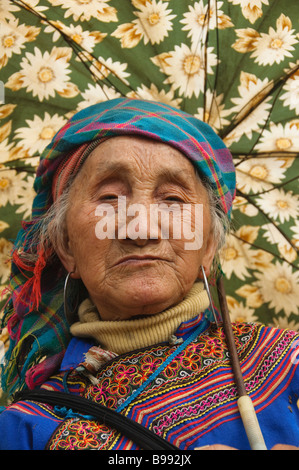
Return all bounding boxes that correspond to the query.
[96,160,133,178]
[96,160,198,190]
[156,166,198,189]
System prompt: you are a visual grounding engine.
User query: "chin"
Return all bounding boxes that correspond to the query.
[122,279,183,315]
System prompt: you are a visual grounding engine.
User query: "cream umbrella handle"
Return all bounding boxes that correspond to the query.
[237,395,267,450]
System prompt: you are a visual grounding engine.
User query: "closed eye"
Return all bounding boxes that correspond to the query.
[163,195,186,203]
[100,194,119,200]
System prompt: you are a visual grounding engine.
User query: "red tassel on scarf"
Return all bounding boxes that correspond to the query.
[12,246,50,312]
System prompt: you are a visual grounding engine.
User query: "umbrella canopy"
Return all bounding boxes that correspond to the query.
[0,0,298,353]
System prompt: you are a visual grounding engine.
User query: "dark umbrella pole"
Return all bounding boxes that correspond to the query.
[217,277,267,450]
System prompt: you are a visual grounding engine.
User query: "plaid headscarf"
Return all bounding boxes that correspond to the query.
[1,98,236,394]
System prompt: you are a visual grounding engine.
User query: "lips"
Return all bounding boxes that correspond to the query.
[113,254,166,267]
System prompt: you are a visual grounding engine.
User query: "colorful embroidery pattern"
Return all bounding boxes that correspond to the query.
[46,323,299,450]
[48,418,121,450]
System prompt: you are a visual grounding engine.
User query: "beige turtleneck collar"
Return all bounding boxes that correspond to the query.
[70,282,210,355]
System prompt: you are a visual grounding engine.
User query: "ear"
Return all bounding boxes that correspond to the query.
[54,232,81,280]
[198,231,218,279]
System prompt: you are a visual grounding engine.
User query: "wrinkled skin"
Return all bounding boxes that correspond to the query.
[56,136,217,321]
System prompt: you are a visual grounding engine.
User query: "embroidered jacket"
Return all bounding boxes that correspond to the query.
[0,317,299,450]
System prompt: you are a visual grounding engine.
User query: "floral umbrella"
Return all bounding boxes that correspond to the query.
[0,0,299,374]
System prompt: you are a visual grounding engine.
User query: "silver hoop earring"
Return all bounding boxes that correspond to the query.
[64,271,79,325]
[200,266,219,326]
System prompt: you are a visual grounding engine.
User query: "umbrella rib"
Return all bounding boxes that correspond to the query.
[181,6,208,111]
[218,0,282,132]
[202,0,222,126]
[248,175,299,196]
[0,165,36,174]
[64,41,134,95]
[203,0,223,130]
[232,151,298,164]
[220,63,299,140]
[231,233,298,271]
[234,165,299,195]
[130,10,173,101]
[211,1,223,130]
[203,1,210,120]
[244,90,284,157]
[235,189,299,257]
[237,80,297,158]
[10,0,136,96]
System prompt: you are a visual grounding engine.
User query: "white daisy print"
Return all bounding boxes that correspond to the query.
[0,139,28,165]
[15,176,35,220]
[195,90,231,131]
[220,233,253,280]
[228,0,269,24]
[0,0,22,22]
[261,223,297,264]
[14,112,67,155]
[112,0,175,48]
[236,157,287,193]
[221,225,274,280]
[133,0,176,45]
[152,43,218,98]
[0,221,9,233]
[0,18,40,69]
[280,63,299,115]
[226,296,258,323]
[127,83,181,108]
[256,188,299,223]
[290,220,299,249]
[250,14,298,66]
[270,317,299,331]
[6,46,79,102]
[255,122,299,153]
[232,196,259,217]
[91,56,130,86]
[14,0,48,13]
[48,0,117,22]
[76,84,121,112]
[181,0,233,46]
[44,22,106,53]
[0,139,14,165]
[225,72,272,143]
[0,167,27,206]
[0,238,13,284]
[235,283,264,309]
[254,261,299,316]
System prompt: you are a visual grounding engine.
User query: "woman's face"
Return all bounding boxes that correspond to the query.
[57,136,217,321]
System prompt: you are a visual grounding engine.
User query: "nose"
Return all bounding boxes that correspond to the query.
[117,197,161,245]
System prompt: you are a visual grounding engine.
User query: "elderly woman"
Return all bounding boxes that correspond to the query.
[0,99,298,451]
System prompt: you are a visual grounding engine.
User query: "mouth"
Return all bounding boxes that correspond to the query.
[113,254,167,267]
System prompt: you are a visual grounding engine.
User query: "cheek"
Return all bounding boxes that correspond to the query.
[168,238,201,278]
[67,209,92,249]
[170,203,210,250]
[66,206,109,273]
[168,205,212,275]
